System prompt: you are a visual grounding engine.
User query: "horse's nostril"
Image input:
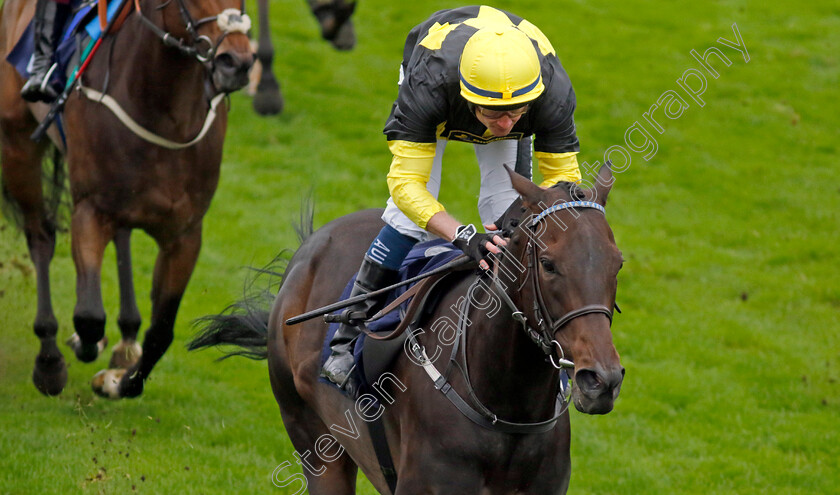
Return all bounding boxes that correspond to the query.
[576,368,623,397]
[215,53,252,75]
[212,51,254,92]
[575,370,602,392]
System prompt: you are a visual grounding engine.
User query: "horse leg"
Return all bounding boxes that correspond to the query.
[28,218,66,395]
[309,0,357,50]
[0,109,65,395]
[97,224,201,398]
[252,0,283,115]
[68,200,111,362]
[108,228,143,369]
[271,375,359,494]
[268,325,358,493]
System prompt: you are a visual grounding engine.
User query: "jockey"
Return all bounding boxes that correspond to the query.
[21,0,73,102]
[321,5,583,393]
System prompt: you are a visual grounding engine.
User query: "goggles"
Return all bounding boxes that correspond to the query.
[476,105,529,120]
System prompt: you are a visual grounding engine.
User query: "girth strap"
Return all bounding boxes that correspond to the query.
[366,416,398,494]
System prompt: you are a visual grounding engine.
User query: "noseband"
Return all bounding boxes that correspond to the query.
[492,200,615,368]
[135,0,251,64]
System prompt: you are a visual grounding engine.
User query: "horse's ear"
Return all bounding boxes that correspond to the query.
[588,162,615,206]
[505,165,544,208]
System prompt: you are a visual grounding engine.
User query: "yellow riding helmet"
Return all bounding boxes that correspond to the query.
[459,25,545,107]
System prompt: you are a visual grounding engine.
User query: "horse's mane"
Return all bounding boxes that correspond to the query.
[550,181,588,201]
[293,193,315,244]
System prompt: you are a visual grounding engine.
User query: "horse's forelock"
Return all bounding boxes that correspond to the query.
[504,181,603,251]
[547,181,586,202]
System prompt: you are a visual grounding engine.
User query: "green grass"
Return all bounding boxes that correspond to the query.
[1,0,838,493]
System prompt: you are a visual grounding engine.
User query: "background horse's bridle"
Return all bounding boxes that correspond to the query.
[134,0,250,65]
[76,0,252,149]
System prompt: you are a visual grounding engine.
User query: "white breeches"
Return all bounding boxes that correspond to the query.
[381,138,531,242]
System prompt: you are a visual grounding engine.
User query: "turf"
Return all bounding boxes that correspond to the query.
[1,0,838,493]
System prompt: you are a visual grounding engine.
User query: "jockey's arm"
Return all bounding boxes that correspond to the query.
[535,151,583,187]
[385,140,444,228]
[386,140,504,254]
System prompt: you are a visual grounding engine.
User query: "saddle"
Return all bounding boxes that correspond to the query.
[318,240,471,400]
[6,0,132,97]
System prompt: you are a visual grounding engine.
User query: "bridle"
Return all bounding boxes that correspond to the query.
[408,200,618,434]
[515,200,615,368]
[75,0,252,149]
[133,0,251,65]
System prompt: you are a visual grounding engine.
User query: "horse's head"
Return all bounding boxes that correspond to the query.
[153,0,255,92]
[504,165,624,414]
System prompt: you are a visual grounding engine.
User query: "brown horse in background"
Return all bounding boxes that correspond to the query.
[0,0,254,398]
[192,166,625,493]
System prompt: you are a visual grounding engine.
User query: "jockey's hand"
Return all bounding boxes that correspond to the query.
[452,224,508,271]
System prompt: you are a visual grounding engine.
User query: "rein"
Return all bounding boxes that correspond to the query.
[410,200,614,434]
[407,276,572,434]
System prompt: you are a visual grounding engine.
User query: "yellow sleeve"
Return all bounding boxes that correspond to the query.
[535,151,582,187]
[385,140,445,229]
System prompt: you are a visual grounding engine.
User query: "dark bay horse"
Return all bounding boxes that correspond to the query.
[0,0,254,398]
[192,166,625,493]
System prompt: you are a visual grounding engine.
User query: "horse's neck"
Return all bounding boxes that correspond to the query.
[455,268,560,422]
[90,14,208,113]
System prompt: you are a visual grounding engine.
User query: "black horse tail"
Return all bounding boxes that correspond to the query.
[188,195,315,360]
[188,259,280,360]
[0,145,69,232]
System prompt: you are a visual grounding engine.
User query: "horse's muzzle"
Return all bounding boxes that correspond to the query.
[572,365,625,414]
[213,51,254,93]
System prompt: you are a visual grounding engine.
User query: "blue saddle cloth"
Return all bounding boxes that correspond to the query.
[6,0,123,95]
[318,239,463,395]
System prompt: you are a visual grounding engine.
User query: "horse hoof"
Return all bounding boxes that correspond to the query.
[32,353,68,396]
[253,84,283,116]
[91,369,126,399]
[331,20,355,51]
[109,339,142,369]
[66,333,108,363]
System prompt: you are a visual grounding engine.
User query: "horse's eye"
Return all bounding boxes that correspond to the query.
[540,258,557,274]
